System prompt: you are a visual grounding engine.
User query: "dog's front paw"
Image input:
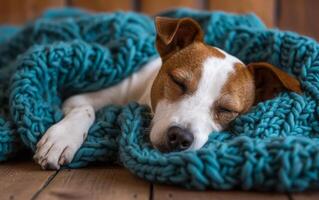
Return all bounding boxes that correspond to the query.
[33,123,85,170]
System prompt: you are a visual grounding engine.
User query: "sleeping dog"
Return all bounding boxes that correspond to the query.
[33,17,301,170]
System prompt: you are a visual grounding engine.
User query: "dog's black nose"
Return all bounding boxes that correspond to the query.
[166,126,194,152]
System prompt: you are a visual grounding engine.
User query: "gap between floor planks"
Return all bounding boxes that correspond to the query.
[0,160,318,200]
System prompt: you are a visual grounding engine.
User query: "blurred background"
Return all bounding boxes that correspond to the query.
[0,0,318,40]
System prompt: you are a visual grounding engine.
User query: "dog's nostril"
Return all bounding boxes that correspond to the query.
[168,132,177,142]
[166,126,194,152]
[181,141,190,148]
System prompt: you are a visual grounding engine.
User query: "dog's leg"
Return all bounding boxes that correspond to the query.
[33,78,150,170]
[33,58,161,170]
[33,100,95,170]
[33,84,134,170]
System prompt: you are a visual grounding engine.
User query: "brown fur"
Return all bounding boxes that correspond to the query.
[152,16,302,128]
[213,63,255,127]
[155,17,204,61]
[152,17,225,111]
[247,62,301,104]
[151,42,225,111]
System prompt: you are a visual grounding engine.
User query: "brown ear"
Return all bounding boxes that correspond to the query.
[155,17,204,60]
[247,62,302,104]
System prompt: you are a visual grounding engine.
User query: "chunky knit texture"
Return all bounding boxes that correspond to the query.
[1,8,319,192]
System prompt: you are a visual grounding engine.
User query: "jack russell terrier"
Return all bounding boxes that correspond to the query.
[33,17,301,170]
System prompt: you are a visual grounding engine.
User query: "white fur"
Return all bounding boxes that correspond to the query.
[33,105,95,169]
[34,58,161,169]
[150,50,242,150]
[34,51,243,169]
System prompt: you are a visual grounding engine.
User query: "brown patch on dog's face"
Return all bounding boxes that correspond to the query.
[151,43,225,111]
[213,62,302,129]
[213,63,255,128]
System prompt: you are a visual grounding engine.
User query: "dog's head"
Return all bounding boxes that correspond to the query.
[150,17,301,152]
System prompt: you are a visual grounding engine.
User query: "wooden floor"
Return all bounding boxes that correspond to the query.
[0,159,318,200]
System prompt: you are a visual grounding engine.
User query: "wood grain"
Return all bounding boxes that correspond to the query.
[37,166,150,200]
[153,184,290,200]
[140,0,202,15]
[70,0,133,12]
[0,160,57,200]
[292,192,319,200]
[208,0,276,27]
[0,0,65,24]
[278,0,319,41]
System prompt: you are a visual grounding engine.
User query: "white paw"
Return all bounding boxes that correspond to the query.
[33,122,87,170]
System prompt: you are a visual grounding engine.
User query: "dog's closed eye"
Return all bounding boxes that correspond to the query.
[169,73,187,93]
[217,106,237,114]
[168,68,192,94]
[213,95,241,127]
[216,105,238,122]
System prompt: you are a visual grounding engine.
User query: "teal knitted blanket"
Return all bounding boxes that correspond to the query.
[1,8,319,192]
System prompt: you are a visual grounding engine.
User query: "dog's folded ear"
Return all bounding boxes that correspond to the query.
[247,62,302,104]
[155,17,204,61]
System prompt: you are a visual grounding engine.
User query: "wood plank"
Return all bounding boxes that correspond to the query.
[153,184,290,200]
[0,0,65,24]
[278,0,319,41]
[30,0,65,18]
[37,166,150,200]
[0,160,57,200]
[0,0,27,24]
[208,0,276,27]
[291,192,319,200]
[140,0,202,15]
[70,0,133,12]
